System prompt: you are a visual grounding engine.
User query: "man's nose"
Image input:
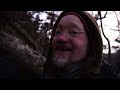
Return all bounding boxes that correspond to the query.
[57,34,69,43]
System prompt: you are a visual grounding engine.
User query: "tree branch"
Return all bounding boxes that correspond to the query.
[98,11,111,63]
[8,21,40,51]
[114,11,120,34]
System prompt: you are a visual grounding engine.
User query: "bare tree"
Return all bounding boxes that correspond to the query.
[98,11,111,64]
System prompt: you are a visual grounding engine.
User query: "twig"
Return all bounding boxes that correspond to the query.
[114,11,120,34]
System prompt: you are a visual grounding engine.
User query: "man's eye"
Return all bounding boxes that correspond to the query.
[69,31,79,36]
[72,32,78,34]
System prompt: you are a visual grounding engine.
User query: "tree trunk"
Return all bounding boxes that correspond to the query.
[0,11,47,79]
[0,32,46,77]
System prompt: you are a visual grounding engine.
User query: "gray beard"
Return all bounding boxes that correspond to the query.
[52,55,68,68]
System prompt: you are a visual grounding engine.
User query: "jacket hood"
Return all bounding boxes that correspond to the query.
[44,11,103,78]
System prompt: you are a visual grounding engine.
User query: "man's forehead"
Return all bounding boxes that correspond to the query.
[57,14,84,29]
[60,14,82,23]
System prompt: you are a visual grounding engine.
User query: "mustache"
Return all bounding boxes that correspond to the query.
[53,44,72,51]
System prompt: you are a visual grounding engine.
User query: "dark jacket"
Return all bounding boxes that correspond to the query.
[43,11,120,79]
[90,60,119,79]
[42,60,119,79]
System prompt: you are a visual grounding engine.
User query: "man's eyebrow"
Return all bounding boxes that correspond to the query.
[57,21,84,31]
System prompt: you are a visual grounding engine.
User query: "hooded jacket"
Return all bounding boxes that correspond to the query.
[43,11,119,79]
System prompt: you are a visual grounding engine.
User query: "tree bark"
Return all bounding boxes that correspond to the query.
[0,32,46,76]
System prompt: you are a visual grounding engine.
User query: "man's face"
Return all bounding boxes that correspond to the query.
[51,14,88,68]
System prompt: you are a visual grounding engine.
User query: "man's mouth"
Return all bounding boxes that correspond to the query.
[55,46,72,51]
